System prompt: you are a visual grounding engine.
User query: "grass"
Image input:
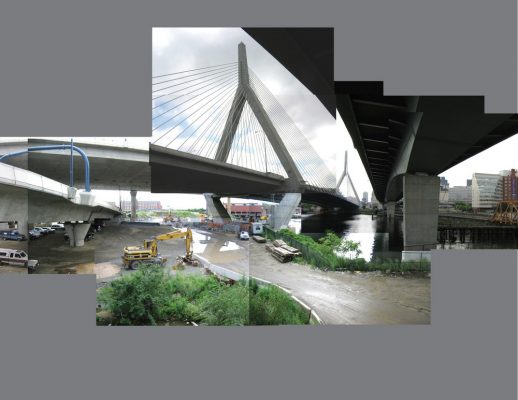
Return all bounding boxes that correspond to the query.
[97,264,310,326]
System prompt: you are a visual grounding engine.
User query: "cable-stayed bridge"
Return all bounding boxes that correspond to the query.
[150,43,360,210]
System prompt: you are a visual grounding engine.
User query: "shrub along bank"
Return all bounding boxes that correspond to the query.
[96,264,309,326]
[264,228,430,273]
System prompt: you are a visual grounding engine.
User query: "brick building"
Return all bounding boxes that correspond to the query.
[225,203,265,221]
[502,169,518,201]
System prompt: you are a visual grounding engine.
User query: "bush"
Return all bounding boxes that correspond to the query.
[97,264,176,325]
[199,282,250,326]
[97,267,311,326]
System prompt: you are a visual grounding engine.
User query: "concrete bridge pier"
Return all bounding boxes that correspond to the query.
[64,222,91,247]
[402,174,440,250]
[204,193,232,224]
[270,193,301,229]
[0,185,29,236]
[386,201,396,220]
[130,190,138,222]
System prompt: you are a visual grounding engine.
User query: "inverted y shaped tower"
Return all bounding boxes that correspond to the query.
[215,43,305,186]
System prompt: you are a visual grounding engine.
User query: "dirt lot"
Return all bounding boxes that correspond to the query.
[30,224,248,281]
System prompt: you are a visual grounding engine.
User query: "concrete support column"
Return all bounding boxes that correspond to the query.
[403,174,440,250]
[270,193,301,229]
[64,222,91,247]
[203,193,232,224]
[15,219,28,237]
[130,190,137,222]
[385,201,396,220]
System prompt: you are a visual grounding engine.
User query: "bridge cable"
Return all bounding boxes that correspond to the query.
[161,83,239,148]
[153,62,238,79]
[179,83,239,153]
[152,65,237,94]
[152,63,238,86]
[153,79,238,140]
[153,76,238,131]
[152,69,238,110]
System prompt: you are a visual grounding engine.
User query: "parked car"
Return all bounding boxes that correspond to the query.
[41,227,55,234]
[0,230,26,241]
[33,227,49,235]
[29,229,42,240]
[239,231,250,240]
[51,223,65,231]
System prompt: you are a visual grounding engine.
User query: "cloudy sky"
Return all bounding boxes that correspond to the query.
[152,27,339,189]
[1,27,516,207]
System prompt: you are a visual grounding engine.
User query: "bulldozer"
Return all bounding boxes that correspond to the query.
[122,228,198,269]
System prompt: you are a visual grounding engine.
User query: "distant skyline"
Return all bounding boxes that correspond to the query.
[439,134,518,187]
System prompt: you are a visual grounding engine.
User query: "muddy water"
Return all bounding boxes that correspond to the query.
[193,230,248,275]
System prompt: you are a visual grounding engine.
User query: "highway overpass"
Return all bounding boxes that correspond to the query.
[0,161,121,246]
[0,138,150,191]
[335,82,518,249]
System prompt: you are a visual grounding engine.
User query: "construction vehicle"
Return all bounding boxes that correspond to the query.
[163,209,175,224]
[122,228,198,269]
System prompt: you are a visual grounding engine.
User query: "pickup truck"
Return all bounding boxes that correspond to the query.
[0,248,39,271]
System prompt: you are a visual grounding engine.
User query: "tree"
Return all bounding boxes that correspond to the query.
[318,230,362,259]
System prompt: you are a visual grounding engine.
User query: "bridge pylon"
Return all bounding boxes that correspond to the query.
[215,43,305,186]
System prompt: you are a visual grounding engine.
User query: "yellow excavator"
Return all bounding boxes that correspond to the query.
[122,228,198,269]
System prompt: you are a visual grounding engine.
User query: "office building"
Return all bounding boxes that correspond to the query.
[449,186,472,203]
[472,173,502,209]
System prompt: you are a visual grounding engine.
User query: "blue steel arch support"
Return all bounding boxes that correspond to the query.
[0,144,91,192]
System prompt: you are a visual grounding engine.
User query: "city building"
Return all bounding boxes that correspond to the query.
[225,203,265,221]
[120,200,162,212]
[449,186,472,203]
[439,188,449,204]
[502,169,518,201]
[439,176,449,190]
[362,192,368,203]
[466,179,472,187]
[472,173,503,210]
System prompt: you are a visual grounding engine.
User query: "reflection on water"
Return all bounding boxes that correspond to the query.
[301,212,404,261]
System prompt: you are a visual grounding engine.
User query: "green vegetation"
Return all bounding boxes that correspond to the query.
[248,280,309,325]
[454,202,472,212]
[318,230,362,259]
[97,264,309,326]
[264,227,430,273]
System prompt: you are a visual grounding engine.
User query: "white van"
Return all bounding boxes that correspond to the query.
[0,248,39,270]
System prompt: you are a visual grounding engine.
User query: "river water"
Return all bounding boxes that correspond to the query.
[299,212,404,261]
[298,211,518,258]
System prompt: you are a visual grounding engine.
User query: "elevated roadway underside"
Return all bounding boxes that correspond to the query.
[336,81,518,202]
[0,139,150,191]
[150,144,358,209]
